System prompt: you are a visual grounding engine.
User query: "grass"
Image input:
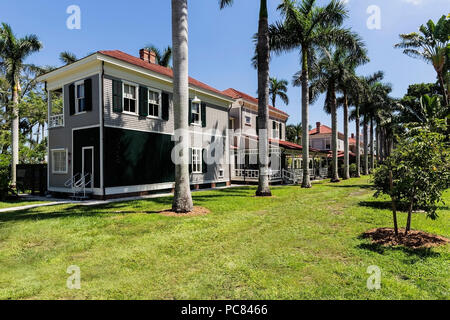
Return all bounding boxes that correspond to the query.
[0,177,448,300]
[0,199,50,209]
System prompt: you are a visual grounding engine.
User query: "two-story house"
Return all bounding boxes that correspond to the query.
[38,49,234,199]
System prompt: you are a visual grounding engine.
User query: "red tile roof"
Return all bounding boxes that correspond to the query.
[98,50,232,99]
[310,124,346,140]
[222,88,289,116]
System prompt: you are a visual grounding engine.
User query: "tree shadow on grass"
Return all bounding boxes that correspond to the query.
[356,242,441,258]
[328,184,374,190]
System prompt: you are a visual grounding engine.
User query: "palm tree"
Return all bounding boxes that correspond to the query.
[171,0,193,213]
[59,51,77,65]
[221,0,272,196]
[270,0,357,188]
[144,44,173,67]
[0,23,42,185]
[286,122,304,144]
[395,15,449,106]
[269,77,289,107]
[306,42,366,182]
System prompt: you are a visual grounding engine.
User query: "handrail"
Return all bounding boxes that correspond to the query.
[64,173,80,188]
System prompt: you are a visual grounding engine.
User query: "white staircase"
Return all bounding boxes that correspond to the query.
[64,173,93,201]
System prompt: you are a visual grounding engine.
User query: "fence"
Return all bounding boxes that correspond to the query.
[16,164,47,195]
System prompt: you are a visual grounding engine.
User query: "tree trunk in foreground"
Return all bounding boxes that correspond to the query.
[11,84,19,186]
[363,115,369,175]
[343,93,350,180]
[171,0,193,213]
[389,170,399,237]
[355,105,361,177]
[330,86,339,183]
[256,0,271,197]
[301,49,311,188]
[370,117,374,172]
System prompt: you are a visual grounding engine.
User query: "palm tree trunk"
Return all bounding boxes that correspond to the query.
[343,92,350,180]
[355,105,361,177]
[171,0,193,213]
[256,0,271,197]
[375,126,379,164]
[370,117,374,172]
[330,83,339,183]
[363,115,369,175]
[301,49,311,188]
[437,71,448,106]
[11,84,19,186]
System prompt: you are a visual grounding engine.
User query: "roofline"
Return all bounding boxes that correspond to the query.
[37,51,235,104]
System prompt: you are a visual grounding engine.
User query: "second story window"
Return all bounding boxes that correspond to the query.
[191,102,201,125]
[123,83,137,114]
[148,89,161,118]
[76,82,86,113]
[245,116,251,126]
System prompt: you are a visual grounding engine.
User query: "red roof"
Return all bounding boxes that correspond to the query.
[222,88,289,117]
[326,150,356,158]
[98,50,231,99]
[310,124,346,140]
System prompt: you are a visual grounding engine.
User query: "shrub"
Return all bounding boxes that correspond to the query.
[0,154,11,200]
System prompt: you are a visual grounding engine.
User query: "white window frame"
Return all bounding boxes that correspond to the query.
[147,88,162,119]
[191,102,201,126]
[122,81,139,115]
[75,80,86,115]
[51,148,68,174]
[192,148,202,173]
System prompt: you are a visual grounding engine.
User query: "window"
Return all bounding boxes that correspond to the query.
[245,116,251,125]
[148,89,161,118]
[325,138,331,150]
[123,83,137,114]
[52,149,67,174]
[76,82,86,113]
[218,168,224,179]
[191,102,201,125]
[192,149,202,173]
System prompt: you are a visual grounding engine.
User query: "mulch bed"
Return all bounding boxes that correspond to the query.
[363,228,450,248]
[160,206,210,217]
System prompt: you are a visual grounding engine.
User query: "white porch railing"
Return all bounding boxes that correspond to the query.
[49,114,64,128]
[233,169,281,181]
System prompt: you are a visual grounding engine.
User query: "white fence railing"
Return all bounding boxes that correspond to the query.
[49,114,64,128]
[234,169,281,181]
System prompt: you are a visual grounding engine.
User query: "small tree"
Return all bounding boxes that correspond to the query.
[373,122,450,235]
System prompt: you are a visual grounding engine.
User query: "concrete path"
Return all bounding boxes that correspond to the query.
[0,184,241,213]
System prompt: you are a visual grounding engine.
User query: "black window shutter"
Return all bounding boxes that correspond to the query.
[139,86,148,117]
[112,80,123,113]
[84,78,92,112]
[162,93,170,121]
[189,148,193,173]
[188,99,193,125]
[201,102,207,128]
[69,84,75,115]
[202,148,207,173]
[256,116,259,134]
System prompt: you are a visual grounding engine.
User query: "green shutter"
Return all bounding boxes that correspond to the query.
[112,80,123,113]
[139,86,148,117]
[202,148,207,173]
[188,99,193,125]
[69,84,75,115]
[162,93,170,121]
[201,102,207,128]
[84,78,92,112]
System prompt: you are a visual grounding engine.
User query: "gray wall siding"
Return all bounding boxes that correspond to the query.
[48,74,100,189]
[103,76,175,135]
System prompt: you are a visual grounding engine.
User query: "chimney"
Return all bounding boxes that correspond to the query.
[139,48,157,64]
[316,122,321,133]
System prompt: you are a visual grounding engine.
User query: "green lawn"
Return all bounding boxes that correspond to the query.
[0,177,448,300]
[0,199,50,209]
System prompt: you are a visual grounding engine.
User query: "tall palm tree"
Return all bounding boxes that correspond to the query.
[59,51,77,65]
[306,42,366,182]
[270,0,356,188]
[221,0,272,196]
[144,44,173,67]
[269,77,289,107]
[171,0,193,213]
[395,15,449,106]
[0,23,42,185]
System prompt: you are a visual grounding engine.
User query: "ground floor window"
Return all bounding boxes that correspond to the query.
[52,149,67,174]
[192,148,202,173]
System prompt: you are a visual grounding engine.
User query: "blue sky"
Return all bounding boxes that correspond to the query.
[1,0,448,133]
